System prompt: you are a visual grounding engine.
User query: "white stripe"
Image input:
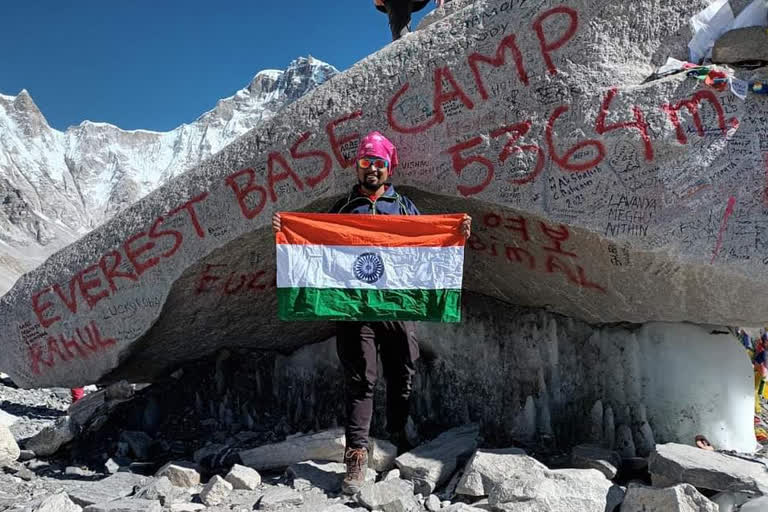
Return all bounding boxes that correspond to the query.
[277,245,464,290]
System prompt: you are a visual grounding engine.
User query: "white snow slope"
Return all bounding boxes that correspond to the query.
[0,57,337,294]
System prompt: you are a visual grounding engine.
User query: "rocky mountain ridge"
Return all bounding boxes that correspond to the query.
[0,56,338,293]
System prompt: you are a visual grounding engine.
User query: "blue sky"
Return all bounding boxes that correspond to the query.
[1,1,436,132]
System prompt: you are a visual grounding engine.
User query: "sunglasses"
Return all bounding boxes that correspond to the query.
[357,157,389,170]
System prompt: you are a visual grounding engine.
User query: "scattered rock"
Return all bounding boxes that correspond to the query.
[371,439,398,472]
[741,496,768,511]
[488,468,625,512]
[382,468,401,481]
[649,443,768,494]
[225,463,262,490]
[24,416,74,457]
[439,504,488,511]
[0,424,20,465]
[119,431,153,460]
[257,485,304,510]
[155,462,201,487]
[357,479,417,512]
[571,444,622,480]
[33,492,82,512]
[104,458,120,474]
[710,490,754,511]
[65,466,95,478]
[396,424,479,495]
[169,504,206,512]
[287,460,375,492]
[240,429,347,471]
[455,447,532,497]
[15,465,35,481]
[200,475,233,506]
[320,505,357,512]
[621,483,718,512]
[17,449,34,461]
[68,472,148,507]
[425,494,442,511]
[82,498,162,512]
[239,428,396,472]
[134,476,189,505]
[0,409,18,428]
[712,26,768,65]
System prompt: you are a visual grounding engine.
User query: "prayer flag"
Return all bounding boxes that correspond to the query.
[276,213,465,322]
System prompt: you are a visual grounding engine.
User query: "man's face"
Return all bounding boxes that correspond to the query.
[356,156,390,190]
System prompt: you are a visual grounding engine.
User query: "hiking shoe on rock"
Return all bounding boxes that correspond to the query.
[342,447,368,495]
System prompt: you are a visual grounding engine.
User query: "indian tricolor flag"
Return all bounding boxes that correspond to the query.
[276,213,465,322]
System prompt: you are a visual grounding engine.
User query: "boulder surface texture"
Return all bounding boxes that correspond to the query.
[1,0,767,393]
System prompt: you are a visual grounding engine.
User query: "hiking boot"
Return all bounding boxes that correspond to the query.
[342,447,368,495]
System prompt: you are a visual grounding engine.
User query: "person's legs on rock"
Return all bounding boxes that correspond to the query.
[336,322,378,494]
[379,321,419,454]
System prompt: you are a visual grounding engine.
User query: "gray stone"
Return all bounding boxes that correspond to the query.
[83,499,162,512]
[104,458,120,474]
[225,463,262,490]
[320,505,357,512]
[571,444,622,480]
[287,460,375,492]
[256,486,304,509]
[0,424,20,465]
[65,466,95,477]
[741,496,768,511]
[396,424,479,495]
[169,505,206,512]
[710,490,754,511]
[119,431,153,459]
[155,462,201,487]
[649,443,768,494]
[382,468,401,481]
[200,475,233,506]
[455,447,533,497]
[425,494,442,511]
[0,409,18,428]
[24,416,74,457]
[69,472,148,507]
[17,449,34,461]
[488,468,625,512]
[440,504,488,512]
[621,483,718,512]
[34,493,82,512]
[712,26,768,64]
[240,428,394,472]
[134,476,189,505]
[356,479,417,512]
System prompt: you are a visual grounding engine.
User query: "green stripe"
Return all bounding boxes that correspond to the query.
[278,287,461,322]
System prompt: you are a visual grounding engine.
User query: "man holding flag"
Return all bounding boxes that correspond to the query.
[273,131,471,494]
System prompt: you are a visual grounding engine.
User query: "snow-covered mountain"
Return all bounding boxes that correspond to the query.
[0,56,337,294]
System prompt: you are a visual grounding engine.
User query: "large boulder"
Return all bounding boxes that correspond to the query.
[621,483,718,512]
[396,424,479,495]
[2,0,767,390]
[488,467,624,511]
[0,424,20,465]
[649,443,768,494]
[455,448,533,497]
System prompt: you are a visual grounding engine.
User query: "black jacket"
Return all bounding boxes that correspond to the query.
[375,0,430,14]
[329,184,420,215]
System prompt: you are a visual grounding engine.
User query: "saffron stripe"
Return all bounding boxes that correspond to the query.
[276,213,466,247]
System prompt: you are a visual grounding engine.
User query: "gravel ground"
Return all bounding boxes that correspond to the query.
[0,377,70,441]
